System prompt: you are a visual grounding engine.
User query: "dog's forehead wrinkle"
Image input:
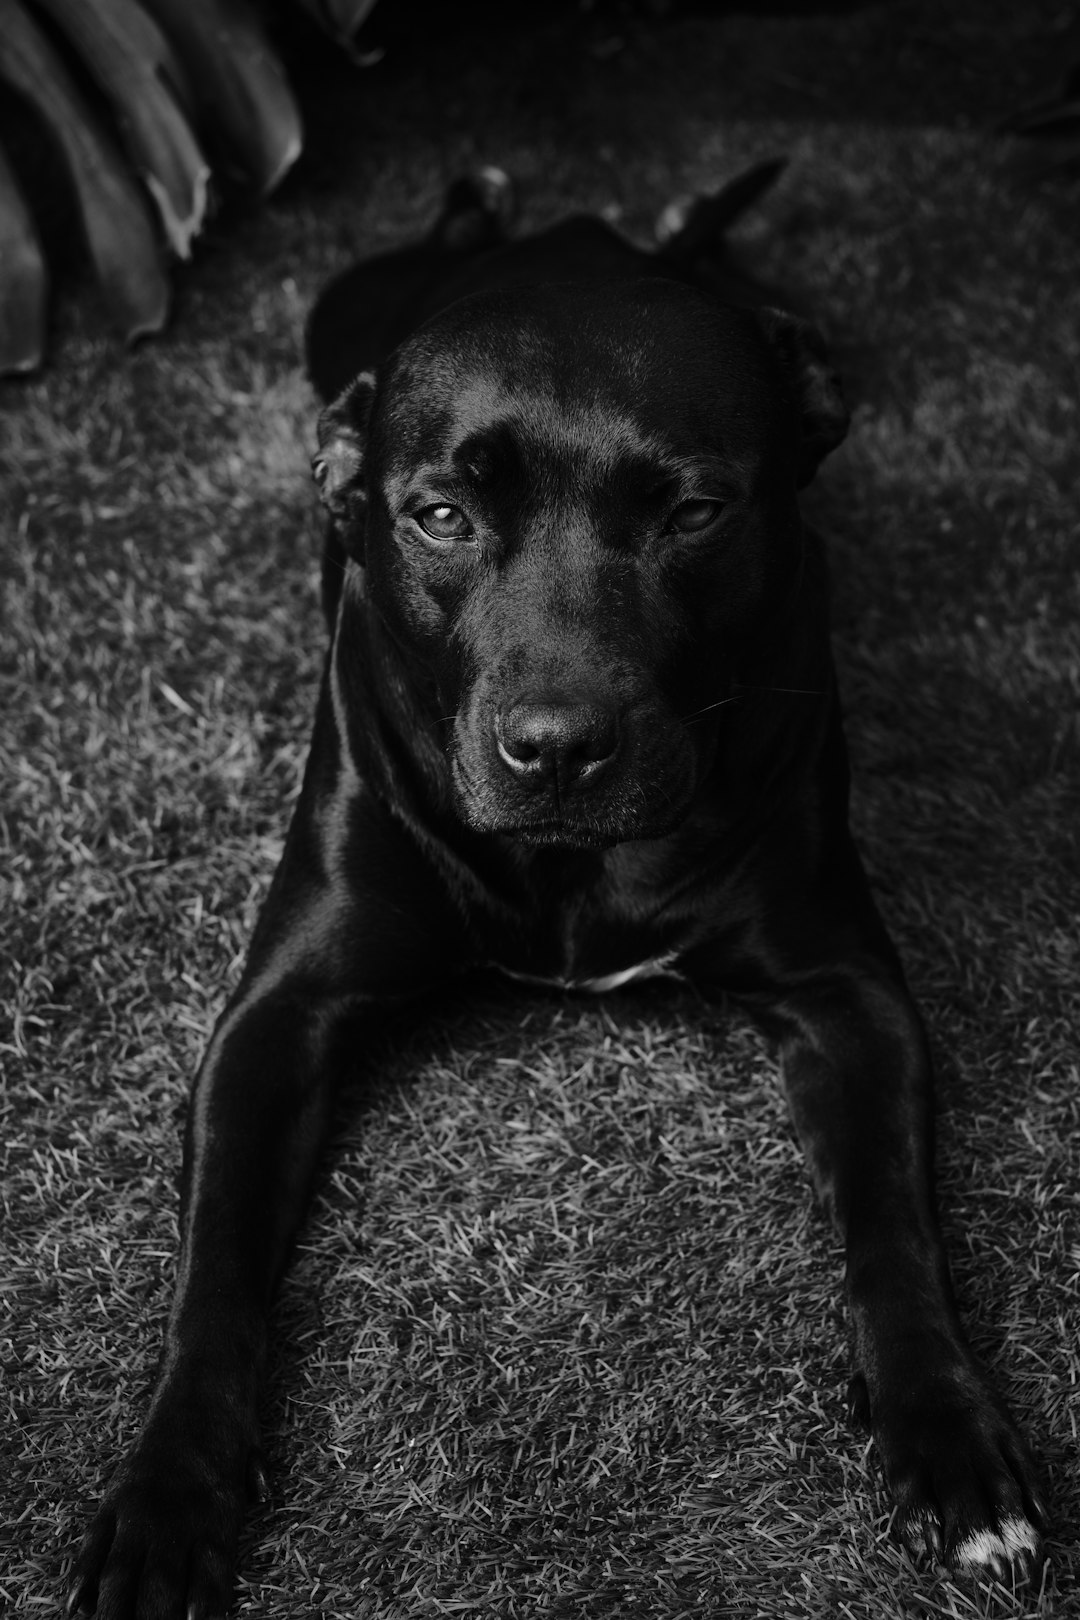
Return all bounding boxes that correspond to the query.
[387,409,681,525]
[465,396,727,510]
[439,368,660,460]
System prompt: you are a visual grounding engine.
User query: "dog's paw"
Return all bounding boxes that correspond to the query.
[872,1375,1045,1583]
[67,1413,261,1619]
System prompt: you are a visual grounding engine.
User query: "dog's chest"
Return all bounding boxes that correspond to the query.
[481,839,710,993]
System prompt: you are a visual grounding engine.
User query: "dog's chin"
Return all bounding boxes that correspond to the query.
[507,820,624,851]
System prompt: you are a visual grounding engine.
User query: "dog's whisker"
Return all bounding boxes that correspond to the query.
[681,695,740,723]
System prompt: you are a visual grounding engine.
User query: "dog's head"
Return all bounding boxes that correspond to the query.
[313,279,846,848]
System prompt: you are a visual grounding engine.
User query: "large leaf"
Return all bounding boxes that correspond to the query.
[140,0,302,194]
[33,0,210,257]
[0,139,47,373]
[0,0,169,342]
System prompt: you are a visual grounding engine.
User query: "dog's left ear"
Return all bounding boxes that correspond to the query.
[757,309,849,486]
[312,370,376,540]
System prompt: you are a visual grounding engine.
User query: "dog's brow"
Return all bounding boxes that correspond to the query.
[451,439,500,486]
[509,397,669,477]
[664,452,747,490]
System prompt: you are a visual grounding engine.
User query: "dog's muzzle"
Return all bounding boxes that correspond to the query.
[450,679,697,848]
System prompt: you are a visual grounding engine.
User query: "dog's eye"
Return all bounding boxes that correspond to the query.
[416,504,472,541]
[669,498,723,534]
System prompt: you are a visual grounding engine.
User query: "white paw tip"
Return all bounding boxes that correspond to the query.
[955,1515,1041,1574]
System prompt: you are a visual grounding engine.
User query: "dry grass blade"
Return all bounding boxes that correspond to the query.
[0,0,168,341]
[140,0,302,194]
[33,0,211,258]
[0,139,47,373]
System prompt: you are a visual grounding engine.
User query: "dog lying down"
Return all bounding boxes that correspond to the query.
[69,166,1044,1617]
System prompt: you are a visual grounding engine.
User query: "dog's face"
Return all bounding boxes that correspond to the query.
[315,280,846,848]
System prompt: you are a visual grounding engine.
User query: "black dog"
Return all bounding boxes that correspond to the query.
[70,169,1044,1618]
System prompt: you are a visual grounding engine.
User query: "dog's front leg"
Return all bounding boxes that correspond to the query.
[68,985,351,1620]
[69,698,468,1619]
[776,963,1044,1578]
[686,871,1045,1581]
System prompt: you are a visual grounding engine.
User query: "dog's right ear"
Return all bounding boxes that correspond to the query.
[311,370,376,541]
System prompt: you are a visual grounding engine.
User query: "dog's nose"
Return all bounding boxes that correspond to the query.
[496,699,620,786]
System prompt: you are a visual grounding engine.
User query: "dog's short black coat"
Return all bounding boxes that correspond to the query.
[70,169,1044,1618]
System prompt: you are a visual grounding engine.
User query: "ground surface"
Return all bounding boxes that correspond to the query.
[2,2,1079,1615]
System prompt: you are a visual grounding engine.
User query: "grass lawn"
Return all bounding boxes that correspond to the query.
[2,1,1078,1615]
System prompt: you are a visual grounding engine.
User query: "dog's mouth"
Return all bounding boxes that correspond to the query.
[451,787,626,849]
[450,760,691,849]
[501,817,626,851]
